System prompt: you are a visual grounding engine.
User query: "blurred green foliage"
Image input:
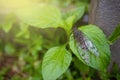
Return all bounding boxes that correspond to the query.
[0,0,119,80]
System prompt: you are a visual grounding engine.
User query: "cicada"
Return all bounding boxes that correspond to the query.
[73,27,99,64]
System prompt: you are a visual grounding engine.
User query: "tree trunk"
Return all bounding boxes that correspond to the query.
[89,0,120,67]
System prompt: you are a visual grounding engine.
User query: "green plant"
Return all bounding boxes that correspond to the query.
[13,3,111,80]
[0,0,120,80]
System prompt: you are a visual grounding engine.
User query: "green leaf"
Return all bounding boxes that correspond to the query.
[69,34,85,63]
[73,57,89,74]
[63,6,85,32]
[15,4,64,28]
[65,16,76,32]
[108,24,120,44]
[64,5,85,24]
[69,25,111,71]
[42,46,72,80]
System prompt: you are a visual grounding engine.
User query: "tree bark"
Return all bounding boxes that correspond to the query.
[89,0,120,67]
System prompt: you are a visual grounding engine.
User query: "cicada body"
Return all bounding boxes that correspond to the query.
[73,27,99,64]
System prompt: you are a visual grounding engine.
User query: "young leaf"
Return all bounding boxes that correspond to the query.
[63,6,85,32]
[65,16,76,32]
[42,46,72,80]
[69,25,111,71]
[15,4,64,28]
[64,5,85,24]
[108,24,120,44]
